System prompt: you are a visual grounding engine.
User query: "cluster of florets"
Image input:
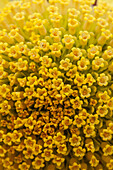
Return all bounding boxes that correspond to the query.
[0,0,113,169]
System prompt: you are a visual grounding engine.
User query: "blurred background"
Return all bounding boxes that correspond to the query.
[0,0,8,10]
[0,0,113,11]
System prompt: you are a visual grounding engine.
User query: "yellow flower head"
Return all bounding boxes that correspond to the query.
[87,114,99,125]
[24,137,36,148]
[69,162,81,170]
[0,146,6,157]
[79,85,91,98]
[2,157,13,169]
[30,32,40,44]
[14,117,23,129]
[50,28,61,42]
[77,57,90,71]
[61,116,72,129]
[74,73,85,86]
[40,55,52,67]
[9,28,24,42]
[60,58,72,71]
[19,162,30,170]
[16,58,28,71]
[89,155,99,167]
[0,84,10,98]
[24,87,36,99]
[12,130,22,143]
[70,96,83,109]
[23,116,36,130]
[68,18,79,35]
[23,146,35,159]
[34,144,42,155]
[34,19,47,35]
[98,91,110,103]
[71,47,82,60]
[66,66,77,78]
[43,136,54,148]
[3,132,12,146]
[50,43,63,57]
[57,143,67,155]
[28,12,41,21]
[41,148,54,161]
[85,139,95,153]
[38,39,49,51]
[97,73,109,86]
[62,34,75,49]
[32,157,45,169]
[69,134,81,146]
[68,8,80,18]
[27,76,38,87]
[53,132,66,145]
[49,67,62,78]
[102,46,113,60]
[52,78,63,90]
[73,115,86,127]
[0,100,11,113]
[47,5,58,14]
[28,48,40,62]
[73,146,86,158]
[79,31,90,46]
[79,109,89,119]
[103,144,113,156]
[84,125,96,137]
[61,84,73,96]
[52,155,65,167]
[87,44,100,59]
[0,0,113,169]
[100,129,112,141]
[50,12,62,28]
[106,159,113,170]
